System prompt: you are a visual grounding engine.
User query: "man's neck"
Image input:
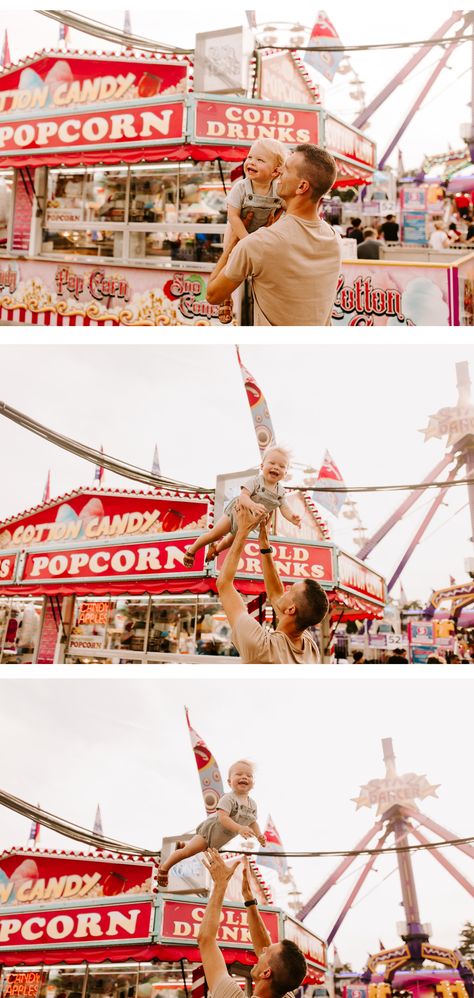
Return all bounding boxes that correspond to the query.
[285,194,322,221]
[275,616,305,649]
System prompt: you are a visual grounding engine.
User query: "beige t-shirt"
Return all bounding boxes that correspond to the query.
[212,977,294,998]
[232,613,320,664]
[224,214,342,326]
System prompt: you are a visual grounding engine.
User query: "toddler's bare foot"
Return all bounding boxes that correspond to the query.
[218,299,233,324]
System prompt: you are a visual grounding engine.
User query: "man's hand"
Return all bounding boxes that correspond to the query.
[235,503,262,536]
[202,848,241,885]
[241,858,255,902]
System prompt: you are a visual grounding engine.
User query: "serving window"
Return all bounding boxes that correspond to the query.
[0,168,14,250]
[65,595,239,663]
[0,597,44,664]
[41,163,233,264]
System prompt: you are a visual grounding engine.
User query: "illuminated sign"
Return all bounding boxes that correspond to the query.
[193,98,319,146]
[353,773,440,816]
[283,916,326,969]
[3,972,41,997]
[0,55,188,116]
[20,536,206,584]
[160,898,280,948]
[77,601,110,626]
[0,852,154,906]
[0,99,186,156]
[324,114,376,169]
[217,538,335,584]
[0,900,153,949]
[337,552,385,606]
[258,51,319,105]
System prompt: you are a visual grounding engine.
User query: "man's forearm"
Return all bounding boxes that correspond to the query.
[198,882,227,941]
[217,529,247,593]
[246,904,272,955]
[260,548,284,605]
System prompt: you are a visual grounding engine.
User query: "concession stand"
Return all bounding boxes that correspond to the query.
[0,847,328,997]
[0,485,386,664]
[0,47,379,326]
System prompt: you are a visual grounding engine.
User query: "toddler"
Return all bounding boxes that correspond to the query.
[215,139,287,323]
[183,445,301,567]
[157,759,265,888]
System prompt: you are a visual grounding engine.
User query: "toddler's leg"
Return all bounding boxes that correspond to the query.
[158,835,208,886]
[184,516,232,566]
[206,532,234,562]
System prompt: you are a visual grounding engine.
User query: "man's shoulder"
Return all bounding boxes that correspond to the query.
[210,975,242,998]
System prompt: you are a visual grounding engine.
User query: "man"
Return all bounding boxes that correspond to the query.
[216,505,329,663]
[206,144,342,325]
[198,850,307,998]
[378,214,399,242]
[357,228,381,260]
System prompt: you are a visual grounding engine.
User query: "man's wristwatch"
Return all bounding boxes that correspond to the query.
[244,898,258,907]
[260,548,272,555]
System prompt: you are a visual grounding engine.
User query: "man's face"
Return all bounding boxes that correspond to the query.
[275,581,306,617]
[276,152,305,200]
[250,943,282,983]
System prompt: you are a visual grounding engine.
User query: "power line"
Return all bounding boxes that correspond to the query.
[37,10,192,54]
[1,789,472,860]
[261,32,474,54]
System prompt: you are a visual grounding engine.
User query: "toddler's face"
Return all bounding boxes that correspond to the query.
[228,762,255,794]
[244,144,281,183]
[261,450,288,484]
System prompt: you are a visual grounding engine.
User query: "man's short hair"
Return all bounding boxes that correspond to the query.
[293,579,329,629]
[294,144,337,202]
[363,228,375,238]
[269,939,307,997]
[385,214,394,220]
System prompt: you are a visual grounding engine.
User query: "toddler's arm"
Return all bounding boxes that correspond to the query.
[280,501,301,527]
[239,488,266,516]
[227,204,251,241]
[250,821,266,848]
[217,809,254,839]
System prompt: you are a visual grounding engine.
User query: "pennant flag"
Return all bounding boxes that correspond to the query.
[93,446,105,487]
[152,444,161,477]
[59,21,71,47]
[0,30,11,68]
[399,579,408,606]
[93,804,103,836]
[378,939,386,951]
[42,470,51,505]
[311,450,346,516]
[236,347,276,457]
[449,575,456,586]
[256,815,290,881]
[305,11,344,82]
[124,11,132,35]
[27,806,41,847]
[185,707,224,815]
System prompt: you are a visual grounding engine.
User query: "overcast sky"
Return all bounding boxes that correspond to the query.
[0,343,473,603]
[0,4,471,169]
[0,678,471,969]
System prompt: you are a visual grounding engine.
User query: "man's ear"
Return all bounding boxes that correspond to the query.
[261,968,272,981]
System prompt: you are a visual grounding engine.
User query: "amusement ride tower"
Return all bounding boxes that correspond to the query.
[296,739,474,997]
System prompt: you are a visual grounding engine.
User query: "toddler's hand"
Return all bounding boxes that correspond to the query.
[291,513,302,527]
[258,835,266,847]
[240,826,255,839]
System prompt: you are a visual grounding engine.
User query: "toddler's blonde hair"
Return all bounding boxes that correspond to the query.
[249,138,288,170]
[262,444,291,466]
[228,758,255,779]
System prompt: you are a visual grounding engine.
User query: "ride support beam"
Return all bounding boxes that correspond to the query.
[379,21,469,169]
[357,454,453,561]
[403,805,474,860]
[409,825,474,897]
[327,828,390,945]
[353,11,464,130]
[296,818,384,921]
[388,462,461,592]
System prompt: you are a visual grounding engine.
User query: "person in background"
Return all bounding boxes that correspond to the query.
[346,217,364,244]
[429,222,449,250]
[357,228,381,260]
[378,214,399,241]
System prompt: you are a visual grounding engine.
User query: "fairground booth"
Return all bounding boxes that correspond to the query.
[0,484,386,664]
[0,44,382,326]
[0,847,328,998]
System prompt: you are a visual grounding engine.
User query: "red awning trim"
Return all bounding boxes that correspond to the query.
[0,48,193,81]
[0,144,248,170]
[0,941,258,968]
